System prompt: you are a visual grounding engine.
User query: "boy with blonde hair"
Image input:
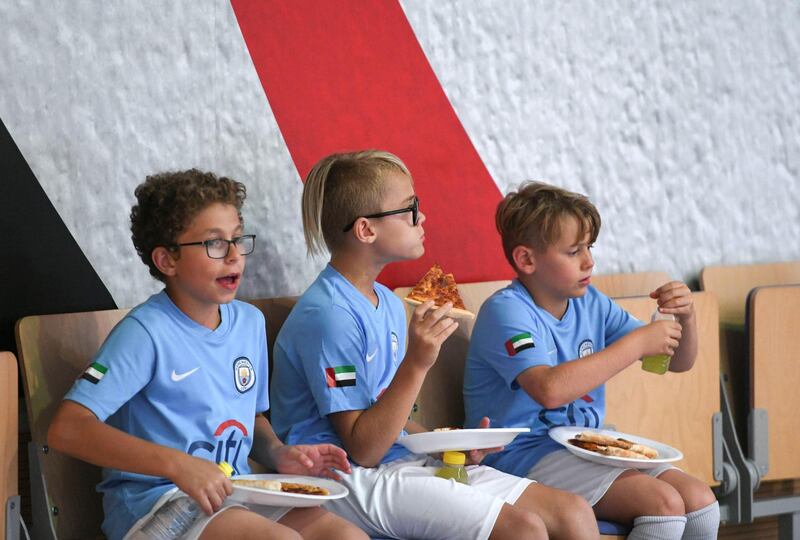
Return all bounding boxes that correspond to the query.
[464,181,719,539]
[272,151,599,540]
[49,170,366,540]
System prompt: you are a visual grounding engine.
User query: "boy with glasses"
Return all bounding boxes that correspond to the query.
[48,169,367,540]
[271,151,599,540]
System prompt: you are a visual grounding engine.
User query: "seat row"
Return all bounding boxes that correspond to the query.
[2,263,799,539]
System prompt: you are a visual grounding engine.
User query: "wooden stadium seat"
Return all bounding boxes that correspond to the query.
[591,271,671,298]
[1,351,19,539]
[15,309,128,540]
[700,261,800,455]
[700,261,800,328]
[606,293,720,486]
[747,285,800,483]
[247,296,298,363]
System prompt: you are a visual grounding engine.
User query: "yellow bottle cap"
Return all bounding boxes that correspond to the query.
[442,451,466,465]
[217,461,233,478]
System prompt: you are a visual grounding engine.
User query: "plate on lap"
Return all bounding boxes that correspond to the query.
[549,426,682,469]
[229,474,348,507]
[398,428,530,454]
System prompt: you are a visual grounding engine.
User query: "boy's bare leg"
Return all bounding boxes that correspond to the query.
[513,483,599,540]
[656,469,717,512]
[489,503,548,540]
[279,506,368,540]
[593,470,685,524]
[198,507,301,540]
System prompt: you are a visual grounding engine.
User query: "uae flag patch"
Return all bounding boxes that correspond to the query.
[82,362,108,384]
[325,365,356,388]
[505,332,535,356]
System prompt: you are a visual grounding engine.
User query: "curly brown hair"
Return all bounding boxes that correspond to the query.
[496,181,601,270]
[130,169,247,281]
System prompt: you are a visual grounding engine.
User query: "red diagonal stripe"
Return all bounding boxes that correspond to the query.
[231,0,514,288]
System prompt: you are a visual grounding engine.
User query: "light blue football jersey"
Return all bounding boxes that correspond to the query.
[65,291,268,540]
[271,264,412,465]
[464,281,642,477]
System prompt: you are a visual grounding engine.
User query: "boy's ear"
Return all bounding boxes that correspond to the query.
[151,246,179,277]
[511,245,536,275]
[351,218,378,245]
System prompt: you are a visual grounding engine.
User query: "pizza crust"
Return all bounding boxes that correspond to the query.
[232,479,330,496]
[569,431,659,460]
[404,297,475,319]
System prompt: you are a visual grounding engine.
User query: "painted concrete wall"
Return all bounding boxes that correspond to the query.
[2,1,798,308]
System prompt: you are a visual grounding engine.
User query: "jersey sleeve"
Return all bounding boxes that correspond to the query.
[295,306,372,416]
[602,294,645,345]
[471,295,552,390]
[254,308,270,414]
[64,316,156,422]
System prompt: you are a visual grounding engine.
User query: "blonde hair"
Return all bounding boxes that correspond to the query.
[302,150,411,256]
[496,181,601,268]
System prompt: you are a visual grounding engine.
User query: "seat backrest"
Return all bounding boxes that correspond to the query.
[393,280,509,429]
[748,285,800,482]
[606,292,720,485]
[15,309,128,540]
[247,296,299,364]
[1,351,19,538]
[700,261,800,326]
[591,271,671,298]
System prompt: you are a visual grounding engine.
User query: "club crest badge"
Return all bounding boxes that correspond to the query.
[233,357,256,393]
[578,339,594,358]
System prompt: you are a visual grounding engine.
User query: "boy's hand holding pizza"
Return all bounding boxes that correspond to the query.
[406,300,459,371]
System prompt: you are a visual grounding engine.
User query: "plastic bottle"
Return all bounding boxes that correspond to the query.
[641,309,676,375]
[131,461,233,540]
[435,451,469,484]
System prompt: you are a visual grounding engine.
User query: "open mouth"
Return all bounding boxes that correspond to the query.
[579,276,591,285]
[217,273,240,290]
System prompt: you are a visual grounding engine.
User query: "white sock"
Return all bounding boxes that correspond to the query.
[682,501,720,540]
[627,515,687,540]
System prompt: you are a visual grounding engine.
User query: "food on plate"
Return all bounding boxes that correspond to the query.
[404,264,474,319]
[280,482,330,496]
[232,479,282,491]
[232,479,330,496]
[568,431,659,459]
[433,426,461,432]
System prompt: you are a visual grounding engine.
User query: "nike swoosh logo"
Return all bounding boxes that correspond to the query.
[366,350,377,362]
[171,367,200,382]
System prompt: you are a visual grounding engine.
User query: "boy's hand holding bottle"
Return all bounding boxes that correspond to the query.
[170,454,233,515]
[406,300,459,371]
[637,281,695,374]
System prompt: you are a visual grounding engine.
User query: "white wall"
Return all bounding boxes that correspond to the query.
[1,1,798,308]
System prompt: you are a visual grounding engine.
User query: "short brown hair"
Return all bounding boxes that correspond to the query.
[130,169,246,281]
[496,181,601,268]
[302,150,410,256]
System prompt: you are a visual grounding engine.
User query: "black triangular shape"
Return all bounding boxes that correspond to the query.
[0,117,117,354]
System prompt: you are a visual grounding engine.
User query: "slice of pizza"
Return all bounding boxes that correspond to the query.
[280,482,330,496]
[404,264,475,319]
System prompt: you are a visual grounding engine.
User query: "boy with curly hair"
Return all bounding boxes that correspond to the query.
[464,181,719,539]
[49,170,366,540]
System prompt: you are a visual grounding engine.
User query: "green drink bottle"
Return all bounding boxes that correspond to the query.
[641,309,675,375]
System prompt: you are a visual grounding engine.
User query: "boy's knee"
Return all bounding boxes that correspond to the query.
[685,482,717,512]
[648,483,686,516]
[518,511,548,540]
[330,524,369,540]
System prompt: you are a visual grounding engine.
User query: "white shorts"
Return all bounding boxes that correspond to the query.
[526,449,676,506]
[325,454,533,540]
[122,487,291,540]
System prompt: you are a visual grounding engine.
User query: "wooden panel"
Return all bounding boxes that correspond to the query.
[700,261,800,327]
[591,271,671,299]
[1,352,19,537]
[15,309,128,540]
[247,296,298,363]
[394,280,509,429]
[606,292,720,485]
[749,285,800,481]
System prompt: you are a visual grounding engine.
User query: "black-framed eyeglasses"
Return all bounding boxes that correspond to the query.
[169,234,256,259]
[343,197,419,232]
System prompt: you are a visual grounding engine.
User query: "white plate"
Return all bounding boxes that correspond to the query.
[398,428,530,454]
[549,426,683,469]
[229,474,349,507]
